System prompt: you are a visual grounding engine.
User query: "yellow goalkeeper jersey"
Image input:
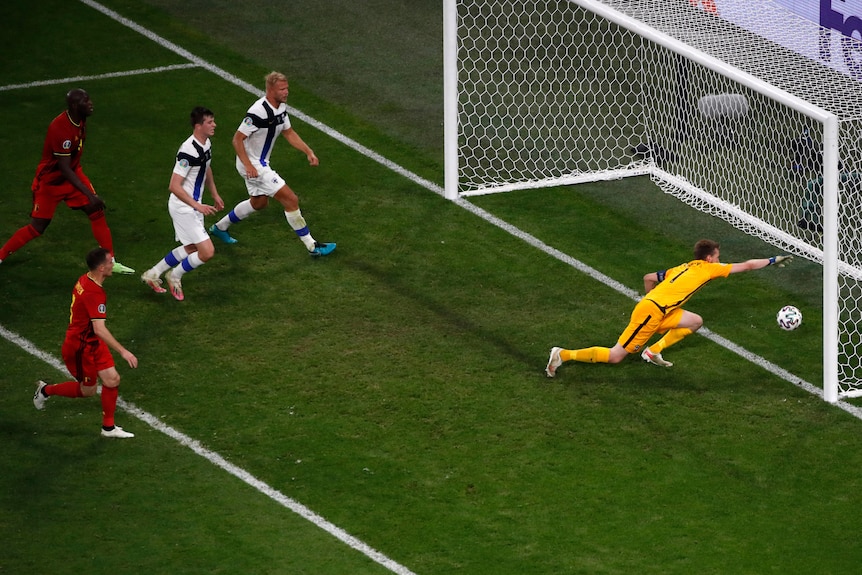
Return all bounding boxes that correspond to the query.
[646,260,731,313]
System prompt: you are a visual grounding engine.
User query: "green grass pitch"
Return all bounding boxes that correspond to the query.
[1,1,861,574]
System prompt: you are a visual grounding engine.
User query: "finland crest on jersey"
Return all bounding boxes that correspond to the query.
[238,97,292,167]
[172,135,212,203]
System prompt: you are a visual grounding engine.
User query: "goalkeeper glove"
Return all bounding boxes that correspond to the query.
[769,255,793,267]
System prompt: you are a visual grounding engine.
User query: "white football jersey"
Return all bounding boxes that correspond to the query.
[170,135,211,208]
[236,96,292,169]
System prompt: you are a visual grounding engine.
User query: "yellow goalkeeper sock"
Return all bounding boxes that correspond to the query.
[650,328,693,353]
[562,346,611,364]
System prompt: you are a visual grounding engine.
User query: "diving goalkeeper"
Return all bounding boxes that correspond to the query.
[545,239,791,377]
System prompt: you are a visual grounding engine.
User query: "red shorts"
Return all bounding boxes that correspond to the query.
[31,169,96,219]
[62,338,114,386]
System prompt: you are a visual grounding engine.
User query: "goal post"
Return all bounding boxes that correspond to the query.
[823,116,840,403]
[442,0,862,402]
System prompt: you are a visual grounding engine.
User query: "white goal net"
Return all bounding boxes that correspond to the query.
[443,0,862,401]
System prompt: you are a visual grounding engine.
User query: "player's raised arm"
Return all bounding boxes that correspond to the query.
[729,255,793,273]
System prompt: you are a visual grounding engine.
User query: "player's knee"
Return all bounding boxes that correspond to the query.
[85,206,105,220]
[608,346,628,364]
[276,188,299,210]
[81,384,98,397]
[30,218,50,235]
[198,245,215,261]
[101,372,121,388]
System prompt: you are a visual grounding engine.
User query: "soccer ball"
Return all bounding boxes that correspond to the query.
[776,305,802,331]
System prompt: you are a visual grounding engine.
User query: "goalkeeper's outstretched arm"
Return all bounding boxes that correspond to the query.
[729,255,793,273]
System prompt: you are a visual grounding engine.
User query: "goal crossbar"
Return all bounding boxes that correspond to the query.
[444,0,850,401]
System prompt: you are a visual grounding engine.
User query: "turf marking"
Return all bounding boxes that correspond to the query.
[0,325,417,575]
[74,0,854,418]
[0,63,199,92]
[0,2,847,571]
[454,199,862,420]
[77,0,443,198]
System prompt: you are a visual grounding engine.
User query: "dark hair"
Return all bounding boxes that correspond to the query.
[86,247,112,270]
[694,239,720,260]
[190,106,214,127]
[65,88,88,110]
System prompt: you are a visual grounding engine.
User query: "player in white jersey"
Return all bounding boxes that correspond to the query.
[140,107,225,301]
[209,71,335,257]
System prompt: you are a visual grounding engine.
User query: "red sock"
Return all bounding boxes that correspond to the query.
[101,385,118,428]
[45,380,84,398]
[88,210,114,255]
[0,224,40,260]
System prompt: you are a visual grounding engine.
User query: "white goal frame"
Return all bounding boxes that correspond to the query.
[443,0,844,402]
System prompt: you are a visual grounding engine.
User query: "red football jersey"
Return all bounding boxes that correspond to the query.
[34,111,86,186]
[65,273,107,347]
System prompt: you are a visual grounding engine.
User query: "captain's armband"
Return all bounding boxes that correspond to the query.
[656,270,667,282]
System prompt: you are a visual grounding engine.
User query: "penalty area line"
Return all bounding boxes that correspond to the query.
[0,63,199,92]
[453,198,862,422]
[0,324,417,575]
[75,0,862,423]
[72,3,846,418]
[78,0,442,198]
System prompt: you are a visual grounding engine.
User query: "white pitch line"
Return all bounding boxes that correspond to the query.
[0,3,832,571]
[0,63,199,92]
[4,3,422,572]
[0,324,416,575]
[119,402,415,575]
[453,198,862,421]
[70,3,857,421]
[76,0,443,198]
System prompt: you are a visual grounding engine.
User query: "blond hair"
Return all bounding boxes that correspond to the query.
[265,71,288,88]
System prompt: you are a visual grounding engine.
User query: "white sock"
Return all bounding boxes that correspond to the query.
[153,246,187,275]
[216,199,257,230]
[173,252,204,279]
[284,209,316,250]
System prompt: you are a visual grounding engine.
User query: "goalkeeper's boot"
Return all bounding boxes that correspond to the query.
[641,348,673,367]
[310,242,336,257]
[209,224,238,244]
[112,260,136,275]
[141,269,167,294]
[545,347,563,378]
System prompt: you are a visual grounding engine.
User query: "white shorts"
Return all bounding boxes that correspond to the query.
[169,200,209,246]
[237,164,286,197]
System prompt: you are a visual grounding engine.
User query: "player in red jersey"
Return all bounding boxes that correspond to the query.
[0,89,134,274]
[33,247,139,438]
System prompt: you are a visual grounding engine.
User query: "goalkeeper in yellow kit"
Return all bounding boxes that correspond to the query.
[545,239,791,377]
